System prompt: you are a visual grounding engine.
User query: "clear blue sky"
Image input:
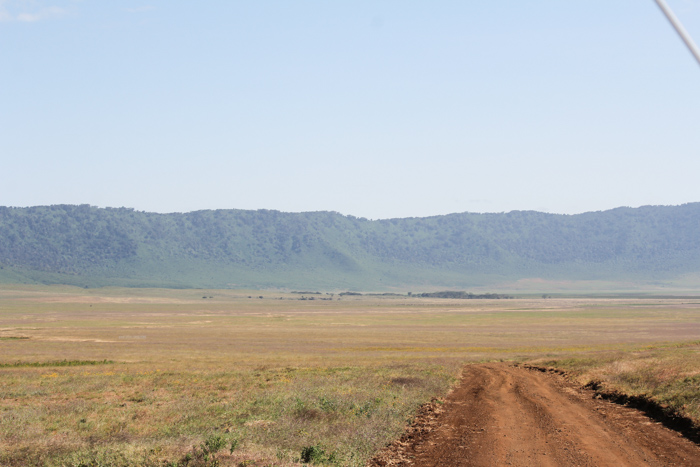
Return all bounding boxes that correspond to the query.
[2,1,699,218]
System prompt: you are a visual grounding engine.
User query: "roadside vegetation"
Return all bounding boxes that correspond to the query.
[532,341,700,429]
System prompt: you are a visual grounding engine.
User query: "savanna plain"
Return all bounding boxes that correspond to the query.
[1,285,699,466]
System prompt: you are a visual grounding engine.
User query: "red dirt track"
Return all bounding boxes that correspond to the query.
[370,363,700,466]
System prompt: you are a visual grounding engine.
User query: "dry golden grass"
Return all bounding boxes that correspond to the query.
[1,285,699,465]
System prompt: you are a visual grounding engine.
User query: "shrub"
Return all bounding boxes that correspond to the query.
[300,445,337,464]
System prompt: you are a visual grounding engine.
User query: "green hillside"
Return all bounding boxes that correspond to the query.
[1,204,699,290]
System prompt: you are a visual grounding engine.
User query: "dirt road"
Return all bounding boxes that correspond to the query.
[370,363,700,466]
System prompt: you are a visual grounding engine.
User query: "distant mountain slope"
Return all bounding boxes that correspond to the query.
[1,204,699,289]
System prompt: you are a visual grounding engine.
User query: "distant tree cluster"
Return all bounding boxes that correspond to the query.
[416,291,513,299]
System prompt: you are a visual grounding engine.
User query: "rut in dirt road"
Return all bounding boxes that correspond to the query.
[369,363,700,466]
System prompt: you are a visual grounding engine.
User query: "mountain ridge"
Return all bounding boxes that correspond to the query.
[1,203,699,290]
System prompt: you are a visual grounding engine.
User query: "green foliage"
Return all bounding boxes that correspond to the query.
[202,435,226,454]
[173,434,229,467]
[300,445,338,464]
[2,203,700,289]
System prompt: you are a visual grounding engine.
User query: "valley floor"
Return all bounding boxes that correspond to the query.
[0,285,698,465]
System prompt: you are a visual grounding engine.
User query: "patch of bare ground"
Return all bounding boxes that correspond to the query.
[369,363,700,466]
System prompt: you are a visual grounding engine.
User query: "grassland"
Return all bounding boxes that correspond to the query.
[1,285,699,465]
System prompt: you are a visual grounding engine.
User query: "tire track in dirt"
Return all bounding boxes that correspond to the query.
[369,363,700,466]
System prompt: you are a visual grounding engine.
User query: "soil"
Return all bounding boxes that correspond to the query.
[369,363,700,466]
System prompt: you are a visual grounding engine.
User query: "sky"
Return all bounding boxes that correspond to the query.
[2,0,700,219]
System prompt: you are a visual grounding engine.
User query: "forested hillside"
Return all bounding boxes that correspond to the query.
[1,204,699,289]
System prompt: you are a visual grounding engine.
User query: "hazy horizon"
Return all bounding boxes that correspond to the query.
[3,201,699,221]
[3,1,699,219]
